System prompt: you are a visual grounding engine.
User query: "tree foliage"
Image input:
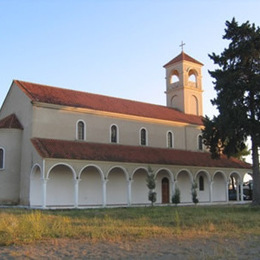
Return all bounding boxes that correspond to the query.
[146,167,157,206]
[202,18,260,204]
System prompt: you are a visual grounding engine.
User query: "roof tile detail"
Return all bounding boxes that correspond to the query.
[31,138,251,169]
[0,114,23,129]
[14,80,203,125]
[163,52,203,68]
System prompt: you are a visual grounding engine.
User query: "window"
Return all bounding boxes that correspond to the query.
[0,148,4,170]
[77,120,85,140]
[167,131,174,148]
[110,125,118,143]
[198,134,203,151]
[140,128,147,146]
[199,176,204,191]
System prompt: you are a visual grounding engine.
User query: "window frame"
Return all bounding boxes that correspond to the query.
[76,120,86,141]
[0,147,5,170]
[199,175,204,191]
[110,124,119,143]
[166,131,174,148]
[197,134,203,151]
[140,127,148,146]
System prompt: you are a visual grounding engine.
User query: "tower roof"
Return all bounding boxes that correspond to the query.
[163,51,203,68]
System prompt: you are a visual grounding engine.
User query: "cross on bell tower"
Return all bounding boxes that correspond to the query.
[179,41,185,52]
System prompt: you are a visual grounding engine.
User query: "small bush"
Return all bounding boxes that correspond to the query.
[172,188,180,205]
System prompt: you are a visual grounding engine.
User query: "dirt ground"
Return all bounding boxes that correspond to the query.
[0,235,259,259]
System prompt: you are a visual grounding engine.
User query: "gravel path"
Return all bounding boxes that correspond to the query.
[0,236,259,259]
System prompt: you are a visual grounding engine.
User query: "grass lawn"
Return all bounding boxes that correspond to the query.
[0,205,259,246]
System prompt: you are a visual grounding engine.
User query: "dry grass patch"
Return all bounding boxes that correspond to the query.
[0,205,259,246]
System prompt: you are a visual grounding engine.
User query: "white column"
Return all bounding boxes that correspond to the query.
[127,179,132,206]
[102,179,108,207]
[171,180,176,199]
[74,178,79,208]
[226,182,229,202]
[42,178,48,208]
[209,181,213,203]
[240,182,244,202]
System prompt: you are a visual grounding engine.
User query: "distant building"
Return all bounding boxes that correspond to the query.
[0,52,250,208]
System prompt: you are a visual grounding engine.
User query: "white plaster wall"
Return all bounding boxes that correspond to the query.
[177,171,192,203]
[79,167,103,206]
[31,106,201,151]
[0,129,22,204]
[131,170,149,204]
[46,165,74,206]
[106,169,127,205]
[212,172,226,202]
[197,173,210,202]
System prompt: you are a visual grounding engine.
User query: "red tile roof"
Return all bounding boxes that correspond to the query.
[0,113,23,129]
[31,138,251,169]
[163,52,203,68]
[14,80,203,126]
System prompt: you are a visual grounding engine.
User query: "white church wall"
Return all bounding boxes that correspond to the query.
[106,167,128,205]
[31,105,201,152]
[176,170,192,203]
[131,168,149,204]
[46,165,75,206]
[78,166,103,206]
[212,172,226,202]
[0,129,22,204]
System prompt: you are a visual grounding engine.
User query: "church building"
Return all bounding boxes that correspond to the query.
[0,52,250,208]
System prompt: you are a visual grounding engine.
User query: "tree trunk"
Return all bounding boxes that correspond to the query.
[251,136,260,205]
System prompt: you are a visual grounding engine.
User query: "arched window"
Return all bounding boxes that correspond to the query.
[140,128,147,146]
[199,176,204,191]
[110,125,118,143]
[198,134,203,151]
[167,131,174,148]
[77,120,85,141]
[0,148,4,170]
[170,70,179,84]
[188,69,197,86]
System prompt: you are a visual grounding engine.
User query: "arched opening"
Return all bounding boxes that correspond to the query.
[176,170,192,203]
[77,120,85,141]
[212,172,226,202]
[30,164,42,207]
[170,95,178,109]
[167,131,174,148]
[196,171,210,202]
[132,168,149,204]
[198,134,203,151]
[79,165,103,206]
[110,125,118,143]
[188,69,197,86]
[107,167,128,205]
[46,164,75,207]
[229,172,241,201]
[191,95,199,115]
[0,147,4,170]
[170,70,179,84]
[140,128,147,146]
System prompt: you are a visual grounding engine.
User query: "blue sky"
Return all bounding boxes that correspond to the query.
[1,0,260,119]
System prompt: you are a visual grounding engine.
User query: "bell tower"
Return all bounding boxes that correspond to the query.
[163,50,203,116]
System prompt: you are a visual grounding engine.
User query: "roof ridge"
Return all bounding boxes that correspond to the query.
[13,80,203,125]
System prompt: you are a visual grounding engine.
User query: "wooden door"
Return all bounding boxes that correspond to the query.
[162,177,170,203]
